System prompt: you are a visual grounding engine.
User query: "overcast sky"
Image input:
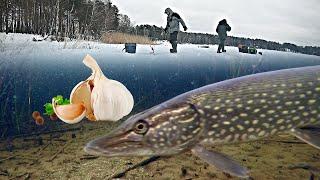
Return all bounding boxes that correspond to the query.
[112,0,320,46]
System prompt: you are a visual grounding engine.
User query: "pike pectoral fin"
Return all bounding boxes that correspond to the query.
[291,127,320,149]
[191,145,249,178]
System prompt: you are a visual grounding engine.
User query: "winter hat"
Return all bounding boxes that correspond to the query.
[164,8,173,15]
[219,19,227,25]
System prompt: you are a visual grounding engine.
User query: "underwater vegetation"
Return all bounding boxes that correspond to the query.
[34,116,44,126]
[31,111,44,126]
[31,95,70,126]
[31,111,40,120]
[44,95,71,116]
[86,65,320,178]
[0,64,34,137]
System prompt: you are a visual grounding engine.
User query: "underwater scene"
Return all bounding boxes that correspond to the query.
[1,33,320,180]
[1,1,320,179]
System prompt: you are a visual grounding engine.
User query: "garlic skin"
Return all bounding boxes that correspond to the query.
[91,78,134,121]
[69,54,134,122]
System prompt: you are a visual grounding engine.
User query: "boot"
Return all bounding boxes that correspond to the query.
[222,46,226,52]
[217,45,222,53]
[170,41,178,53]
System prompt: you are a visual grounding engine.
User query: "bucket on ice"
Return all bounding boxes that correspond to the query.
[124,43,137,53]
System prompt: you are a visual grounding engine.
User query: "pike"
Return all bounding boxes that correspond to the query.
[85,65,320,177]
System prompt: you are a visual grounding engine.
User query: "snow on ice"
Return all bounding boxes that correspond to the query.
[1,33,320,67]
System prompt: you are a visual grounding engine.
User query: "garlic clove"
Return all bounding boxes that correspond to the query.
[70,80,96,121]
[52,98,86,124]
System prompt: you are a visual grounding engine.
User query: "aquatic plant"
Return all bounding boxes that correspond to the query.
[0,70,28,136]
[0,67,27,136]
[12,72,34,135]
[44,95,70,116]
[32,111,40,119]
[0,97,9,137]
[35,116,44,126]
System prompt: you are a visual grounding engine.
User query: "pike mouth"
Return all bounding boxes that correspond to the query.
[84,139,144,157]
[84,135,114,156]
[84,143,107,156]
[84,132,147,157]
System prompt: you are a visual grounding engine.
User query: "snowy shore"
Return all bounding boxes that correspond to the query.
[2,33,319,64]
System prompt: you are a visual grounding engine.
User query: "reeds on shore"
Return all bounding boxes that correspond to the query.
[101,32,155,45]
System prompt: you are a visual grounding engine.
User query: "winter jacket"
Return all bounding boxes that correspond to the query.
[165,8,187,34]
[216,19,231,40]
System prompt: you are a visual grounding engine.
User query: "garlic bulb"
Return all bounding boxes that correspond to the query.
[53,54,134,124]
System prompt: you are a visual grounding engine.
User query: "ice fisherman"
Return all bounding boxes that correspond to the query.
[216,19,231,53]
[164,8,188,53]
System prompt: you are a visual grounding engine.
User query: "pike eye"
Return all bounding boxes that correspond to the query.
[134,120,149,135]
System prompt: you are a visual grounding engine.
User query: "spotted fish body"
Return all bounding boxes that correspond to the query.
[85,65,320,177]
[191,65,320,145]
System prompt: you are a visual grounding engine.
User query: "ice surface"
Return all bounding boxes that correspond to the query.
[1,33,319,66]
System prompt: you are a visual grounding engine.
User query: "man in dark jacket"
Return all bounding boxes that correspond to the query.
[216,19,231,53]
[164,8,188,53]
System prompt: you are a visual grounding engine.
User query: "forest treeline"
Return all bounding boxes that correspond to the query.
[0,0,131,39]
[0,0,319,56]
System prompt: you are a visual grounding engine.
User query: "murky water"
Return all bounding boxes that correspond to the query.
[1,48,320,136]
[1,46,320,179]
